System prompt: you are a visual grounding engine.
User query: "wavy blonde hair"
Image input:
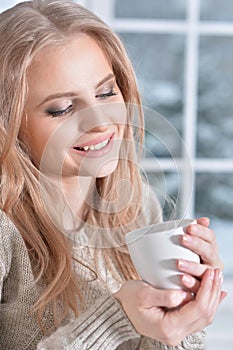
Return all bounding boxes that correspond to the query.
[0,0,148,329]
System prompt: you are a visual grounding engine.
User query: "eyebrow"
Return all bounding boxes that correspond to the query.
[95,73,115,89]
[37,73,116,107]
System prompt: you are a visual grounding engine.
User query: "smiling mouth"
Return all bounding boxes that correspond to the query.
[73,134,113,152]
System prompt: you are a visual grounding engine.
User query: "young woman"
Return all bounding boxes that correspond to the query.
[0,1,225,349]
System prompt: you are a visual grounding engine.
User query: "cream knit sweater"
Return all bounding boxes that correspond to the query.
[0,198,205,349]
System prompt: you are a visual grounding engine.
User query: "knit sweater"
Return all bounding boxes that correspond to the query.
[0,195,205,350]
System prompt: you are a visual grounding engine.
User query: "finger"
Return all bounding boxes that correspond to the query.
[192,268,215,314]
[142,285,192,309]
[169,269,223,341]
[207,269,223,319]
[196,217,210,227]
[177,259,206,278]
[220,291,227,303]
[182,234,219,266]
[185,224,216,244]
[199,269,222,321]
[125,281,191,310]
[180,273,201,293]
[168,269,216,335]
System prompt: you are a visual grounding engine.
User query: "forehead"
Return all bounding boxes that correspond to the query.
[27,34,112,99]
[30,33,110,70]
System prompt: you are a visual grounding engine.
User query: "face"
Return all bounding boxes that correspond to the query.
[21,34,126,179]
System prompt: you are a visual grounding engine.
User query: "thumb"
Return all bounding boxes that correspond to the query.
[145,286,192,309]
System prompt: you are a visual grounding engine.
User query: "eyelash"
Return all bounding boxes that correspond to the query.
[95,89,118,100]
[47,88,118,118]
[47,104,73,118]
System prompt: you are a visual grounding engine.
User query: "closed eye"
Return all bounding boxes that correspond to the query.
[95,89,118,100]
[46,104,73,118]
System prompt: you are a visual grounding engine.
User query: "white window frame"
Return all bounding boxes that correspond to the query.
[0,0,232,348]
[86,1,233,348]
[0,0,231,254]
[85,0,233,218]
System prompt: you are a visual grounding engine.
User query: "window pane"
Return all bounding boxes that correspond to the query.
[197,36,233,158]
[195,173,233,276]
[200,0,233,22]
[143,107,182,159]
[118,32,185,157]
[115,0,186,20]
[0,1,19,11]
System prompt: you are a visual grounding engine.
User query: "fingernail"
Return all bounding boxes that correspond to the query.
[221,275,224,284]
[183,234,192,243]
[181,291,189,301]
[191,225,199,234]
[178,259,188,269]
[182,274,192,284]
[219,271,224,284]
[209,269,215,280]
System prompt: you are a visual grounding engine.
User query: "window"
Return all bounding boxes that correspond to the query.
[1,1,232,348]
[88,0,233,348]
[0,0,19,11]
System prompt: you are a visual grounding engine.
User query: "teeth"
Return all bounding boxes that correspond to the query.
[78,138,110,152]
[94,138,109,150]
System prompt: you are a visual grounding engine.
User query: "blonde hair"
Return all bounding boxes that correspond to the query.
[0,0,148,329]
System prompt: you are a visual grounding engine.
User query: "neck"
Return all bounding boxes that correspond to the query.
[44,175,94,232]
[62,175,94,219]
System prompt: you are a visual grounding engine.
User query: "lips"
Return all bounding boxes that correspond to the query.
[74,137,110,152]
[72,133,114,157]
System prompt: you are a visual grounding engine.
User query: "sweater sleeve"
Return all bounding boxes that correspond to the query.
[136,331,206,350]
[0,240,5,302]
[37,185,206,350]
[0,212,12,302]
[0,240,5,303]
[37,292,140,350]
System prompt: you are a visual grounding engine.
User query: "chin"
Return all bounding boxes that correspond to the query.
[95,159,119,178]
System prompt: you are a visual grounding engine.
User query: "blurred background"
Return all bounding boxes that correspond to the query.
[1,1,232,349]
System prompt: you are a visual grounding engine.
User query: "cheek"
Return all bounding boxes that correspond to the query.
[112,99,127,128]
[21,120,56,166]
[30,136,49,166]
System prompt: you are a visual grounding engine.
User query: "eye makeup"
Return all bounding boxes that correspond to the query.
[45,103,73,118]
[44,77,120,118]
[95,78,119,100]
[95,88,118,99]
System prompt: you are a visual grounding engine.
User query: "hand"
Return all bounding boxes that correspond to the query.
[178,217,224,292]
[114,269,225,346]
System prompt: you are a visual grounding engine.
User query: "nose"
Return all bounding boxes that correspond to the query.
[87,124,109,133]
[78,104,111,134]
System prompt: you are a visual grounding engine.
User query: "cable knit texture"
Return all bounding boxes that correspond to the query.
[0,192,206,349]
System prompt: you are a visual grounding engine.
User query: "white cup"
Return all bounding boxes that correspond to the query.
[125,219,200,290]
